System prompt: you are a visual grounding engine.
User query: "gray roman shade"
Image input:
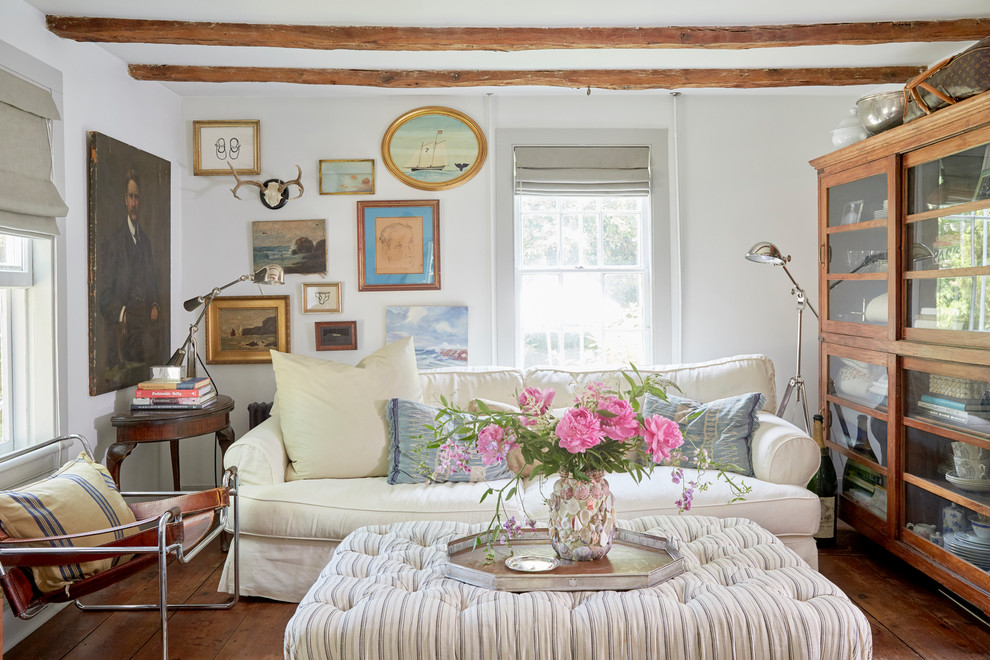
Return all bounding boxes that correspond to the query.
[514,145,651,196]
[0,67,67,236]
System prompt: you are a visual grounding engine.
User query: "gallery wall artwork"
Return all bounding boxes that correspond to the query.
[205,295,289,364]
[252,219,327,275]
[87,131,171,396]
[357,200,440,291]
[381,107,487,191]
[193,119,260,176]
[386,305,468,369]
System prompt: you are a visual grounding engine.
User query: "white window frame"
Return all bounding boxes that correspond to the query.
[513,194,652,368]
[494,128,673,368]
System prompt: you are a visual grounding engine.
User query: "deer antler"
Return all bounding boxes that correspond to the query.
[279,165,304,200]
[228,161,264,199]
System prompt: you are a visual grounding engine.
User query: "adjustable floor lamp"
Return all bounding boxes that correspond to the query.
[164,264,285,379]
[745,242,819,433]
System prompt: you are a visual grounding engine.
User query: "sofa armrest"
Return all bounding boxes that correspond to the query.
[749,412,818,487]
[223,416,288,486]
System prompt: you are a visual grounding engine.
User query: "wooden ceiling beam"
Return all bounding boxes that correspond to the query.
[49,16,990,51]
[128,65,922,89]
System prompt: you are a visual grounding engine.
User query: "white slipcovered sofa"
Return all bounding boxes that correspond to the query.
[220,352,820,602]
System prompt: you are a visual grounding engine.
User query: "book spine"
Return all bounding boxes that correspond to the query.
[132,397,206,406]
[131,402,211,410]
[136,379,211,390]
[134,386,211,398]
[918,400,968,420]
[920,394,990,412]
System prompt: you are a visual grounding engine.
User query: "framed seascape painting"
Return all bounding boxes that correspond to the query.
[87,131,171,395]
[357,200,440,291]
[315,321,357,351]
[252,219,327,275]
[381,107,487,191]
[319,159,375,195]
[192,120,260,176]
[302,282,342,313]
[386,305,468,369]
[205,295,290,364]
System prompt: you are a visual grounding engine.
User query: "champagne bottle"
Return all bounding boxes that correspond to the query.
[809,413,838,547]
[852,414,879,462]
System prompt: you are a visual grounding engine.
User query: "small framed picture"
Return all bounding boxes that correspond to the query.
[319,159,375,195]
[841,200,864,225]
[315,321,357,351]
[302,282,342,313]
[974,168,990,202]
[193,120,260,176]
[205,295,289,364]
[357,200,440,292]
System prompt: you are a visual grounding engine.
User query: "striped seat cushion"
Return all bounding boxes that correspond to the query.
[285,516,871,659]
[0,452,137,593]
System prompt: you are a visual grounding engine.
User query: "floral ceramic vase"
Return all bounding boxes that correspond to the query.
[547,470,616,561]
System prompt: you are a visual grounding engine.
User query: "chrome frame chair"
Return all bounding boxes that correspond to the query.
[0,434,239,659]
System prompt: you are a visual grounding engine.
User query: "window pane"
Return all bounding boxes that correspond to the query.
[603,331,644,365]
[602,213,640,266]
[0,235,26,272]
[581,215,599,265]
[603,274,643,330]
[561,214,580,266]
[521,214,559,266]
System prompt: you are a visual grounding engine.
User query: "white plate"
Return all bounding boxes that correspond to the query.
[958,531,990,546]
[946,472,990,492]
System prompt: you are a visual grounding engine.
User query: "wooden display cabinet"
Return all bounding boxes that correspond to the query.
[811,91,990,614]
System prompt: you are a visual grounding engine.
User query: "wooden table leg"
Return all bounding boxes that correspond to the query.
[106,441,137,489]
[216,424,235,461]
[169,439,181,491]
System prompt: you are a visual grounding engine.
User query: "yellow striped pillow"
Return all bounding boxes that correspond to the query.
[0,452,138,593]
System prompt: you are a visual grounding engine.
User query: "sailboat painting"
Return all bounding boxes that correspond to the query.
[382,106,488,191]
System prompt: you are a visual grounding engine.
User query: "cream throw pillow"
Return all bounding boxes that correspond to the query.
[0,452,138,594]
[273,337,424,480]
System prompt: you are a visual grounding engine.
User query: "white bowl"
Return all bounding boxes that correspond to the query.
[970,516,990,539]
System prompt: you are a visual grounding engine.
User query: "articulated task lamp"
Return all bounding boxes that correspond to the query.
[165,264,285,378]
[745,241,818,433]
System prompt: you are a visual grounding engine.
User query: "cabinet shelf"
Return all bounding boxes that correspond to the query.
[815,91,990,616]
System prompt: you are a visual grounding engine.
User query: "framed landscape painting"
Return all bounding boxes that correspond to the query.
[252,219,327,275]
[319,159,374,195]
[357,200,439,291]
[386,305,467,369]
[205,295,289,364]
[315,321,357,351]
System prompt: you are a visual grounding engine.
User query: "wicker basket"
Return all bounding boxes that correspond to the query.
[929,374,989,400]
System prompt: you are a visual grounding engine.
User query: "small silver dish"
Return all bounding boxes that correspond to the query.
[505,554,559,572]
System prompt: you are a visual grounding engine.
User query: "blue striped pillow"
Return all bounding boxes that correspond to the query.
[0,452,137,593]
[386,398,515,485]
[643,392,765,476]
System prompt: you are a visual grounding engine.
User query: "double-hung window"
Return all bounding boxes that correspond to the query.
[511,144,654,369]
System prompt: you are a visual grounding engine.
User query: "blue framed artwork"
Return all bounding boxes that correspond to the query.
[357,199,440,291]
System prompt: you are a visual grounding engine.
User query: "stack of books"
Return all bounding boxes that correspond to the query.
[917,393,990,433]
[131,376,217,410]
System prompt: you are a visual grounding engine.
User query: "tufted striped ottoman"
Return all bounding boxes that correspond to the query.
[284,516,871,659]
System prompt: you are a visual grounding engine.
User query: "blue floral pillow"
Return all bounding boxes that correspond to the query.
[385,398,516,485]
[643,392,765,476]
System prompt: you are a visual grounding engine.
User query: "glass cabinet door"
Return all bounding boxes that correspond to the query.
[905,139,990,338]
[902,359,990,571]
[824,169,889,330]
[824,347,889,526]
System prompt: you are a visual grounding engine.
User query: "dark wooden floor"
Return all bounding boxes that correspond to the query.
[7,522,990,658]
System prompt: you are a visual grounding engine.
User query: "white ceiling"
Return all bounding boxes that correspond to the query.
[20,0,990,97]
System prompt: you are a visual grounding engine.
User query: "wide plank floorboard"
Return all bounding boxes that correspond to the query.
[7,523,990,658]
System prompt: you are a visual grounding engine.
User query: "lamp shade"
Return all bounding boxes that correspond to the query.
[745,241,790,266]
[252,264,285,285]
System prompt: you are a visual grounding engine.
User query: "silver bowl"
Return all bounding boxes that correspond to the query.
[856,91,905,135]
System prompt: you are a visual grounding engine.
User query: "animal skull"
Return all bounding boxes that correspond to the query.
[228,162,304,209]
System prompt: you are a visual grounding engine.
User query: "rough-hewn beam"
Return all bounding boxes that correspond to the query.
[128,65,922,89]
[49,16,990,51]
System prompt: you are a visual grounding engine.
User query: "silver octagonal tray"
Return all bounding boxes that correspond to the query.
[445,527,685,592]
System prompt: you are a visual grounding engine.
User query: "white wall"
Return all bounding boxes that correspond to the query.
[0,1,183,491]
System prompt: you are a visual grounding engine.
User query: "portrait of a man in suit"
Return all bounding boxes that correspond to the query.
[88,132,171,395]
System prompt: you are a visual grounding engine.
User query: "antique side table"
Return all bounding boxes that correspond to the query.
[108,394,235,489]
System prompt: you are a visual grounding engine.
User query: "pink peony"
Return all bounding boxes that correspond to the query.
[519,387,555,426]
[555,407,605,454]
[477,424,508,466]
[642,415,684,463]
[597,396,640,441]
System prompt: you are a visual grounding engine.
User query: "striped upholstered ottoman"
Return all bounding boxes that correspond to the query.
[284,516,871,659]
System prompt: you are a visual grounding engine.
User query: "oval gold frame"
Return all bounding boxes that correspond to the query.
[381,106,487,191]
